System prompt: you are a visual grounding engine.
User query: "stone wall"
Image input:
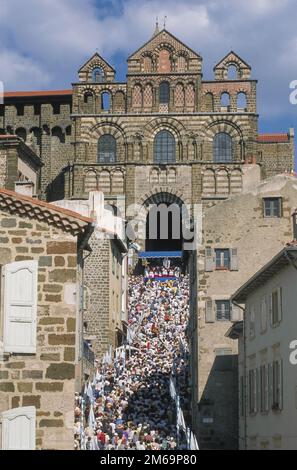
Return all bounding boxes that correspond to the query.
[259,139,294,178]
[0,212,81,450]
[0,98,72,198]
[84,234,124,359]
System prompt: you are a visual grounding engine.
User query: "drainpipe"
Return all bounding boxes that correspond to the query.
[232,300,247,450]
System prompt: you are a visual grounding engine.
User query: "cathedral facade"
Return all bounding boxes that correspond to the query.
[1,28,293,216]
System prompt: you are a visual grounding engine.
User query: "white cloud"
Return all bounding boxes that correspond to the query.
[0,50,51,91]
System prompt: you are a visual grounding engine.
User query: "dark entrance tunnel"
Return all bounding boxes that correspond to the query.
[144,192,187,252]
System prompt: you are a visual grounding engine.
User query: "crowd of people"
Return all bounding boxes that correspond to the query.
[144,265,181,279]
[74,267,190,451]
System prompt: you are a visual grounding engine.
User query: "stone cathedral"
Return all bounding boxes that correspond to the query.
[1,27,293,217]
[0,26,295,450]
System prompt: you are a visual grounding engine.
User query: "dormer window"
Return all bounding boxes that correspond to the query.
[92,67,104,83]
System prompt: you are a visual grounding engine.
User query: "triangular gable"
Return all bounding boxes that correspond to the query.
[214,51,251,70]
[128,29,202,60]
[78,52,115,73]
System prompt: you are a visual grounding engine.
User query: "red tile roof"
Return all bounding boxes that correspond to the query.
[3,90,72,98]
[258,133,289,143]
[0,188,93,236]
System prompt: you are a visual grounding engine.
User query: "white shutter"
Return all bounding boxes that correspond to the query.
[205,248,215,272]
[230,248,239,271]
[3,260,38,353]
[205,300,215,323]
[277,287,282,323]
[231,304,243,322]
[2,406,36,450]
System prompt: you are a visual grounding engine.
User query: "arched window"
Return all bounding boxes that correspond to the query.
[101,92,111,111]
[92,67,104,83]
[84,92,94,104]
[221,92,230,109]
[154,130,176,164]
[113,91,125,112]
[186,83,195,110]
[159,82,170,104]
[174,83,184,109]
[132,85,142,109]
[159,49,171,73]
[213,133,233,163]
[227,64,238,80]
[98,134,116,163]
[143,84,153,111]
[143,56,152,72]
[237,92,247,111]
[204,93,214,112]
[177,55,186,72]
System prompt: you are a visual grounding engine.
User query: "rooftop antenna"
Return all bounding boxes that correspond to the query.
[163,15,167,29]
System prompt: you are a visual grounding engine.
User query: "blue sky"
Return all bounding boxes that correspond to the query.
[0,0,296,166]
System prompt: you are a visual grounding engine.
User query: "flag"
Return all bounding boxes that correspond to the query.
[190,432,199,450]
[88,403,96,430]
[169,377,176,400]
[87,382,94,401]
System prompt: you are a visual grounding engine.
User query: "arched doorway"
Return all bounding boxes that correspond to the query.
[143,192,187,252]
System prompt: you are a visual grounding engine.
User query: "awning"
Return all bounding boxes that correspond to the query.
[138,251,182,259]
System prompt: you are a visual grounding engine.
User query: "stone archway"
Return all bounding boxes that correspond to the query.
[142,191,188,252]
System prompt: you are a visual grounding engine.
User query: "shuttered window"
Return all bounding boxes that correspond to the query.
[249,369,258,414]
[216,300,231,321]
[207,248,238,272]
[249,305,256,339]
[3,260,38,354]
[2,406,36,450]
[272,360,283,411]
[215,249,230,269]
[260,296,268,332]
[270,288,282,326]
[260,365,269,412]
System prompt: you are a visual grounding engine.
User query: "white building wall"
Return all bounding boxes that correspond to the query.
[242,264,297,450]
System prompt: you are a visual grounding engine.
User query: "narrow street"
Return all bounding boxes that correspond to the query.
[75,268,191,450]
